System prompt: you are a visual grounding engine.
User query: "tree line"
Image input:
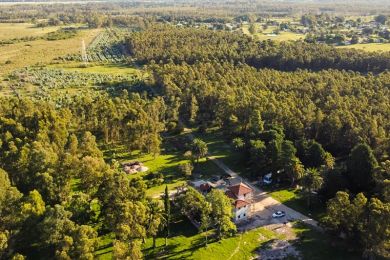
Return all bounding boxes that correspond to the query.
[128,25,390,73]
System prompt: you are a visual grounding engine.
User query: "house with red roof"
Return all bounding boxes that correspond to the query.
[225,182,253,222]
[190,177,254,222]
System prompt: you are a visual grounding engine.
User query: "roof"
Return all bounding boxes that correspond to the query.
[234,199,250,209]
[228,182,252,197]
[225,190,235,200]
[227,177,242,186]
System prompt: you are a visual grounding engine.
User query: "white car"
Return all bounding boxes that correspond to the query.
[263,173,272,184]
[272,211,286,218]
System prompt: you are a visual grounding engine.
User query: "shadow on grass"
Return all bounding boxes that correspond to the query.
[290,221,361,260]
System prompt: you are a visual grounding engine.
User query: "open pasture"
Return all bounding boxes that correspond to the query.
[0,28,101,76]
[0,23,60,40]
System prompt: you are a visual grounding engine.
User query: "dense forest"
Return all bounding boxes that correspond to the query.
[0,2,389,259]
[128,26,390,73]
[151,62,389,156]
[0,94,166,259]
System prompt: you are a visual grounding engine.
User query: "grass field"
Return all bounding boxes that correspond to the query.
[143,218,277,260]
[0,28,101,76]
[96,215,360,260]
[254,31,304,41]
[338,43,390,52]
[0,23,60,40]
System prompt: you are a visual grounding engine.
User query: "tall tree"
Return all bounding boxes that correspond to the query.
[191,138,208,163]
[163,186,170,247]
[146,199,164,248]
[300,168,323,207]
[306,141,327,168]
[199,200,212,246]
[361,198,390,259]
[206,189,236,240]
[347,143,378,193]
[279,140,304,185]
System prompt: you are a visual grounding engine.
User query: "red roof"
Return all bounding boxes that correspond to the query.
[225,190,235,199]
[228,182,252,197]
[234,199,250,209]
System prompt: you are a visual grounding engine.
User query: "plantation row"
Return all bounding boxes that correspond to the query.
[8,67,137,89]
[58,28,130,63]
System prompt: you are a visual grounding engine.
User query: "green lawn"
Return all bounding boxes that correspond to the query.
[143,215,278,260]
[267,188,325,220]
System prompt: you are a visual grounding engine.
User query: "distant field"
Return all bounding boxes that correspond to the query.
[242,24,304,42]
[0,28,101,76]
[255,31,304,41]
[338,43,390,52]
[0,23,60,40]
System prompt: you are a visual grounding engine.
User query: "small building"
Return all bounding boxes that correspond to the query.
[225,182,253,222]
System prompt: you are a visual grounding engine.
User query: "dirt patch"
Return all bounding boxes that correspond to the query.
[257,239,301,260]
[266,223,297,240]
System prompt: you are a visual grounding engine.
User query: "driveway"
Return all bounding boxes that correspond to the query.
[209,156,320,231]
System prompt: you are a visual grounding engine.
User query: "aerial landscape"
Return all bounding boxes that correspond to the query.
[0,0,389,259]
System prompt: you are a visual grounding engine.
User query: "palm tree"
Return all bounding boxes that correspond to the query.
[300,168,323,207]
[191,138,208,163]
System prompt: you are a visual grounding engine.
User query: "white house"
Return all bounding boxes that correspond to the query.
[225,182,253,222]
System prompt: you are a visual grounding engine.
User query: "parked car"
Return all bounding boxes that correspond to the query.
[263,173,272,184]
[272,211,286,218]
